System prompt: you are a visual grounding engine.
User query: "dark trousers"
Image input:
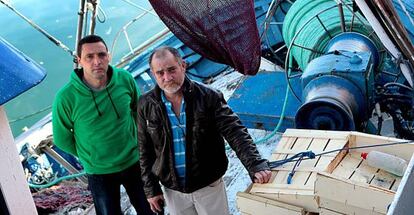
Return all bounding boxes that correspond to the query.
[87,162,154,215]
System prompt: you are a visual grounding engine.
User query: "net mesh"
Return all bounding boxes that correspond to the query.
[149,0,261,75]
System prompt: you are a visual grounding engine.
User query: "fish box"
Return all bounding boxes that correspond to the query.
[236,129,414,214]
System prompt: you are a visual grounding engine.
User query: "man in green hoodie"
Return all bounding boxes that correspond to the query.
[52,35,153,215]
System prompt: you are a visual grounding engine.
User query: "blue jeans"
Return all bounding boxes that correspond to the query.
[87,162,154,215]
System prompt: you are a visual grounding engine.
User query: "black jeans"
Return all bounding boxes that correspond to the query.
[87,162,154,215]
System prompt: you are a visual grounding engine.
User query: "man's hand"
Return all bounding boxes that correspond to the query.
[147,194,164,213]
[253,170,272,183]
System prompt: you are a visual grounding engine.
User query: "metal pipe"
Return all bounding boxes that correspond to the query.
[123,30,134,55]
[115,28,170,68]
[74,0,87,68]
[121,0,157,16]
[111,9,155,56]
[89,0,99,35]
[316,15,333,39]
[338,2,346,32]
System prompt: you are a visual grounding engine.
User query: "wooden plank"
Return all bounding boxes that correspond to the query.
[315,173,394,214]
[236,192,305,215]
[250,183,314,193]
[297,138,332,188]
[275,136,298,152]
[271,136,297,161]
[331,153,362,179]
[319,199,384,215]
[351,132,414,161]
[270,167,321,172]
[271,136,301,184]
[251,136,321,213]
[287,137,314,185]
[252,192,318,213]
[351,131,404,145]
[279,136,325,186]
[251,189,314,196]
[349,158,378,184]
[370,170,397,190]
[283,129,350,140]
[319,207,346,215]
[0,107,37,214]
[271,136,298,184]
[247,176,318,212]
[271,149,336,156]
[324,139,349,173]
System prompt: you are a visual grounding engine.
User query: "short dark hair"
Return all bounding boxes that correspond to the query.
[77,35,108,57]
[149,46,182,68]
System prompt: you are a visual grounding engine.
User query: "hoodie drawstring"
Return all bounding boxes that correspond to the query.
[89,88,120,119]
[90,90,102,117]
[106,88,120,119]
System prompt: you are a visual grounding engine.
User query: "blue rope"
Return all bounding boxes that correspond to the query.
[287,151,316,184]
[268,151,316,184]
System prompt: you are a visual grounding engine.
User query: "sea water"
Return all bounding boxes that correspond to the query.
[0,0,165,137]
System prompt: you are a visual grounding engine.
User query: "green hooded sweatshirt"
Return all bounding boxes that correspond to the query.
[52,66,140,174]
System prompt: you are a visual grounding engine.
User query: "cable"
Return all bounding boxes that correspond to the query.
[9,105,52,124]
[97,4,107,23]
[253,75,289,144]
[0,0,75,57]
[251,0,293,144]
[384,82,413,91]
[28,172,86,189]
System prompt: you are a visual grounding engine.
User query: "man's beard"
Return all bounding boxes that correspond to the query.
[161,82,182,94]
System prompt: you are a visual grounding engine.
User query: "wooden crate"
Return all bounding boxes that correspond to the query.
[314,131,414,214]
[236,129,414,215]
[236,190,305,215]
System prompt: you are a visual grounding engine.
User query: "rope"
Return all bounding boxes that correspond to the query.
[28,172,87,189]
[97,4,107,23]
[253,75,289,144]
[253,0,382,142]
[249,0,294,145]
[282,0,380,69]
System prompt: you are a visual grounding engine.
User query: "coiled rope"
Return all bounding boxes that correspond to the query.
[282,0,380,69]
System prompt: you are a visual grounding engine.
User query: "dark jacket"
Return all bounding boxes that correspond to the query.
[138,77,269,197]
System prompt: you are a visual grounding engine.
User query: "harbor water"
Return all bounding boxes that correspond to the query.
[0,0,164,137]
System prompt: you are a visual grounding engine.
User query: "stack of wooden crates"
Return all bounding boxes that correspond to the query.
[236,129,414,215]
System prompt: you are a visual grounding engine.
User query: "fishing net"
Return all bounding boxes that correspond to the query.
[149,0,261,75]
[32,181,92,213]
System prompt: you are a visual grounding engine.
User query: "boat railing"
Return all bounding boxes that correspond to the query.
[114,27,171,68]
[111,3,171,68]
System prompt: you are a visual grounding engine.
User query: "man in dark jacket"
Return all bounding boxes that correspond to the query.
[138,46,272,214]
